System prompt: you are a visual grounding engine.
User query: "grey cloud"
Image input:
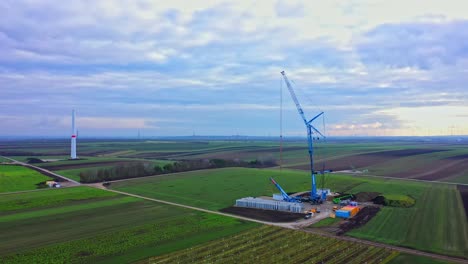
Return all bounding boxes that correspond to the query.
[356,20,468,69]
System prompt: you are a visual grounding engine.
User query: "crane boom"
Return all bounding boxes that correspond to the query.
[280,71,308,125]
[270,177,300,203]
[280,70,326,203]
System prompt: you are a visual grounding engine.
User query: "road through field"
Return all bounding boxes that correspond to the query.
[3,156,466,263]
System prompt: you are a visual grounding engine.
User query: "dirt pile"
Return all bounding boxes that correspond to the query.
[336,206,381,235]
[220,207,304,222]
[354,192,380,202]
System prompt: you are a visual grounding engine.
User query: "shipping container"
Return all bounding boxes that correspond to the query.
[341,206,360,216]
[335,210,351,218]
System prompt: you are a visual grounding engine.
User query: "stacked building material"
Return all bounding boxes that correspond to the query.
[235,197,304,213]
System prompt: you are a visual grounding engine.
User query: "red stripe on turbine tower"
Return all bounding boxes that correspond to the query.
[72,135,76,138]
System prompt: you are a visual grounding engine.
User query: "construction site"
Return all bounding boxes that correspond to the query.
[230,71,370,227]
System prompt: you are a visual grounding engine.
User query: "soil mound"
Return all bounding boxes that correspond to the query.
[220,206,304,222]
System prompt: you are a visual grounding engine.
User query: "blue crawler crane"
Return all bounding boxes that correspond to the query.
[270,177,301,203]
[281,71,328,204]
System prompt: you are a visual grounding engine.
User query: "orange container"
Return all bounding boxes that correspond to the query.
[341,206,360,216]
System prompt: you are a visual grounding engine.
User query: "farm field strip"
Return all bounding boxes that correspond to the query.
[145,226,398,264]
[0,196,138,222]
[348,184,468,258]
[0,185,258,263]
[0,164,52,193]
[0,186,117,212]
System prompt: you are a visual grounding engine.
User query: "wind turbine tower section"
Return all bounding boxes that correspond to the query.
[71,109,77,159]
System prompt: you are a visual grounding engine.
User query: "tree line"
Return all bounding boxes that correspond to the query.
[79,158,276,183]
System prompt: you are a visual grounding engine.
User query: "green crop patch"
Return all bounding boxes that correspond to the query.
[388,253,454,264]
[0,196,138,222]
[348,184,468,258]
[0,165,51,193]
[0,185,258,263]
[109,168,364,211]
[144,225,399,264]
[1,204,257,263]
[310,217,342,228]
[383,194,416,207]
[0,186,117,212]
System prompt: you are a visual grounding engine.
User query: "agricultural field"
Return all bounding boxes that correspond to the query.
[144,225,399,264]
[0,156,11,163]
[348,184,468,257]
[2,138,468,184]
[111,167,468,258]
[109,167,426,210]
[0,164,51,193]
[0,186,257,263]
[388,254,454,264]
[1,138,468,261]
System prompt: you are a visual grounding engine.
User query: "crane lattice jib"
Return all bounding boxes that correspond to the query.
[280,71,325,201]
[280,71,308,125]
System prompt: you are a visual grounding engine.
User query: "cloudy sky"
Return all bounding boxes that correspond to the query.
[1,0,468,137]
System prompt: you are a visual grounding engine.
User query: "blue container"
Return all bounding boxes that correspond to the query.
[335,210,351,218]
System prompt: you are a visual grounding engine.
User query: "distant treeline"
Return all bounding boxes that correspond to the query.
[79,158,276,183]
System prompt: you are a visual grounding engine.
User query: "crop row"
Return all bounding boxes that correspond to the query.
[147,226,398,264]
[2,213,244,263]
[0,186,117,212]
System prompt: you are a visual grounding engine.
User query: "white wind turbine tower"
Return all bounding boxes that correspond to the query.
[71,110,77,159]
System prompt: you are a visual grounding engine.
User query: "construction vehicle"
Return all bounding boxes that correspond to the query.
[333,194,354,204]
[281,71,330,204]
[313,208,321,213]
[270,177,301,203]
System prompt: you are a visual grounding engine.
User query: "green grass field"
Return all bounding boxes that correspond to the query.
[111,168,314,210]
[110,167,428,210]
[388,253,453,264]
[111,167,468,258]
[348,184,468,257]
[0,165,51,193]
[0,186,257,263]
[310,217,342,227]
[0,186,116,212]
[0,157,10,163]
